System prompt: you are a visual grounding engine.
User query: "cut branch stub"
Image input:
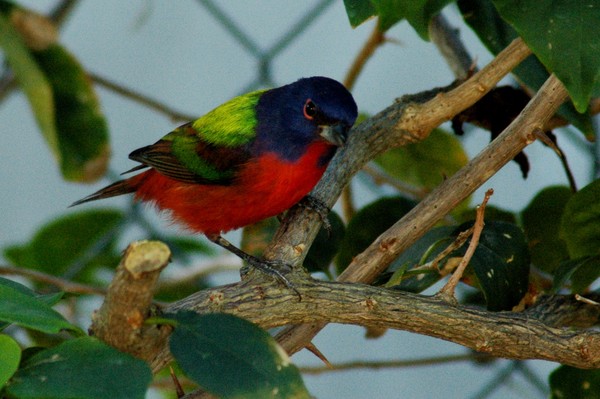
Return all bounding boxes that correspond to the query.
[90,240,172,362]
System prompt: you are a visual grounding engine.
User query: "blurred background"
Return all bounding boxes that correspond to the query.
[1,1,596,398]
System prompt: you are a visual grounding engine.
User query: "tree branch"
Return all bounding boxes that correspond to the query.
[148,278,600,371]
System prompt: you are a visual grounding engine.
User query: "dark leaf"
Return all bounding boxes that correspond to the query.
[553,256,600,294]
[493,0,600,113]
[6,337,152,399]
[560,179,600,259]
[550,365,600,399]
[0,278,80,334]
[343,0,453,38]
[452,86,533,178]
[167,311,310,399]
[305,211,345,275]
[452,221,530,311]
[3,209,124,278]
[522,186,572,274]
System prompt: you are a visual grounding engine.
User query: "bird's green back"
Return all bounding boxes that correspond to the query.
[191,89,267,146]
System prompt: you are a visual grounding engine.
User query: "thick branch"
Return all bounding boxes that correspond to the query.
[150,278,600,371]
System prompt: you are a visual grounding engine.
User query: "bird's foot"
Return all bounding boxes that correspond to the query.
[206,234,301,299]
[298,195,332,235]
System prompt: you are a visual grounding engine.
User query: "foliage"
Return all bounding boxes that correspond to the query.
[1,0,600,398]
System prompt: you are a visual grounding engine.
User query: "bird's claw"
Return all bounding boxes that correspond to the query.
[243,258,301,300]
[299,195,332,236]
[206,234,301,300]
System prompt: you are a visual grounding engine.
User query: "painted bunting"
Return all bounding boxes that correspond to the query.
[72,76,357,288]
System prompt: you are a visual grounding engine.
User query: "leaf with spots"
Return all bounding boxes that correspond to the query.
[493,0,600,113]
[550,365,600,399]
[451,221,530,311]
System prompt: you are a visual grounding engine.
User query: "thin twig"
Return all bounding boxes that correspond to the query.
[304,342,332,368]
[344,23,385,92]
[89,72,195,122]
[0,265,106,296]
[437,188,493,303]
[430,227,474,275]
[299,352,491,374]
[361,163,423,198]
[575,294,600,306]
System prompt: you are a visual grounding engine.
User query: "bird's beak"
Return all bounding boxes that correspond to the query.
[319,123,348,147]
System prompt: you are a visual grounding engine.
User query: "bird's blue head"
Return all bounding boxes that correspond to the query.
[253,76,358,162]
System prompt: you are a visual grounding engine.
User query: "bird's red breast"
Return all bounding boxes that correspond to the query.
[133,141,335,234]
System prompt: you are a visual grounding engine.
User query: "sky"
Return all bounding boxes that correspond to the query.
[1,1,594,398]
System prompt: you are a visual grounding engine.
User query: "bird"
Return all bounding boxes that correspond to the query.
[71,76,358,290]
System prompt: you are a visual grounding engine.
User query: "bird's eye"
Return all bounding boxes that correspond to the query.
[303,99,317,120]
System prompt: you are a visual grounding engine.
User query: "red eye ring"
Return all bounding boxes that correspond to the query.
[303,99,317,120]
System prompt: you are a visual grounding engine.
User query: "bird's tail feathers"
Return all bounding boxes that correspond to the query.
[69,175,144,207]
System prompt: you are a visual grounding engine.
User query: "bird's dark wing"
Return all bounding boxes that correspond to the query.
[128,122,252,185]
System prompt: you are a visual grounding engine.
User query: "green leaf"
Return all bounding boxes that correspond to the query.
[3,209,124,277]
[6,337,152,399]
[457,0,594,139]
[33,45,110,182]
[493,0,600,113]
[0,11,57,157]
[0,4,109,182]
[343,0,376,27]
[394,0,454,39]
[521,186,572,274]
[375,129,468,192]
[343,0,452,37]
[167,311,310,399]
[0,278,64,331]
[550,365,600,399]
[453,221,530,311]
[336,196,416,273]
[560,179,600,259]
[0,334,21,388]
[553,255,600,293]
[0,279,79,334]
